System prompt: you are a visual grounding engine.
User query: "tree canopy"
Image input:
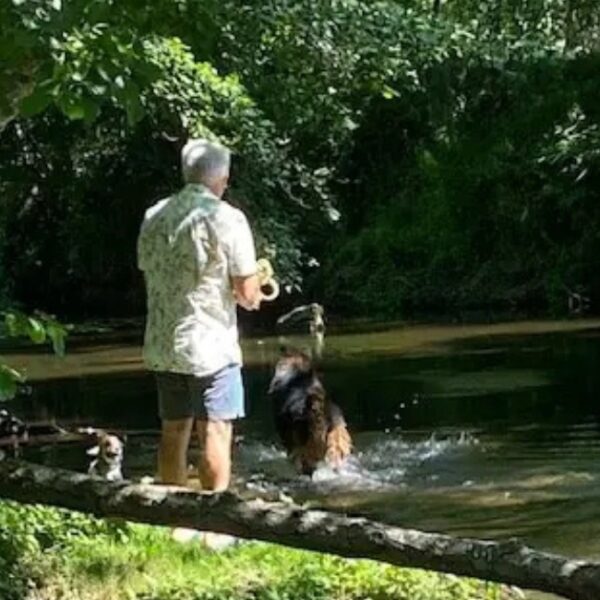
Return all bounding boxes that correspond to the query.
[1,0,599,321]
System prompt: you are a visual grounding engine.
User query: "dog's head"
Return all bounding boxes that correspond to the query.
[268,347,315,394]
[87,431,124,465]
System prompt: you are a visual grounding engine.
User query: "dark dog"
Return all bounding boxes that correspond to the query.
[87,430,125,481]
[0,409,28,456]
[268,348,351,476]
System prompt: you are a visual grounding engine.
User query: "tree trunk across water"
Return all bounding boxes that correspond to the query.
[1,459,599,600]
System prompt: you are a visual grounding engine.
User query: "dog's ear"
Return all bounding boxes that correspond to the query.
[87,445,100,457]
[94,429,108,442]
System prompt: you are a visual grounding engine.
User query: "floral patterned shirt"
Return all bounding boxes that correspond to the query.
[137,184,256,376]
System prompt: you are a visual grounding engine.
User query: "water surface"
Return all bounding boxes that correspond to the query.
[3,319,600,598]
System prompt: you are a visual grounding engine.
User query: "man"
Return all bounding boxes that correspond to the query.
[137,138,262,492]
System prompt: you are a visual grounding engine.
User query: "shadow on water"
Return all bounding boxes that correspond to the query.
[4,319,600,587]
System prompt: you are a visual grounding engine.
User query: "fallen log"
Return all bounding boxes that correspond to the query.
[0,459,599,600]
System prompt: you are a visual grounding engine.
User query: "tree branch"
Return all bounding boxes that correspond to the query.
[0,459,599,600]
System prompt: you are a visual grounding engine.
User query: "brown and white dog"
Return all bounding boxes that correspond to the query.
[86,430,125,481]
[268,348,351,476]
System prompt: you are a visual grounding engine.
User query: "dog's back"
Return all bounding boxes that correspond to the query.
[269,348,351,475]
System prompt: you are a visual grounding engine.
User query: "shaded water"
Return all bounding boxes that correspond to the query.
[3,320,600,589]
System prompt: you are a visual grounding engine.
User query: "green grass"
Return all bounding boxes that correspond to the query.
[0,501,516,600]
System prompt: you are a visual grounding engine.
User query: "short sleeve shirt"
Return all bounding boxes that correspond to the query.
[137,183,256,376]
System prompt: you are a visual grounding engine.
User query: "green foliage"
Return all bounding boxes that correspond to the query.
[1,0,600,318]
[3,310,67,354]
[0,310,68,400]
[0,501,131,600]
[210,0,597,316]
[0,0,169,127]
[0,501,513,600]
[0,33,321,314]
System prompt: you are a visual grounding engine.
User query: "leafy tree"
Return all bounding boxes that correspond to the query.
[2,0,600,326]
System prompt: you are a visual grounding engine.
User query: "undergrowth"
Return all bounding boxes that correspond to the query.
[0,500,517,600]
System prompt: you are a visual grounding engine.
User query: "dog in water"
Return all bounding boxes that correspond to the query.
[268,347,351,476]
[87,430,125,481]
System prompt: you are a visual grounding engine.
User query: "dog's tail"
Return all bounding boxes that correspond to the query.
[326,422,352,468]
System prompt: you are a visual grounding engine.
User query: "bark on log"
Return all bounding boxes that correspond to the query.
[1,459,600,600]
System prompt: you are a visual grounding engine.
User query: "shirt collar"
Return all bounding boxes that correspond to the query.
[181,183,220,203]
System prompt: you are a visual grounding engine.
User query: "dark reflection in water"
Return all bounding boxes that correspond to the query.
[5,322,600,573]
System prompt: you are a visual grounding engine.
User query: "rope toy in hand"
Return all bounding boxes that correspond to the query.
[256,258,280,301]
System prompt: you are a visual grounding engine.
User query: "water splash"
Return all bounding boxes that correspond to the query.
[236,430,481,495]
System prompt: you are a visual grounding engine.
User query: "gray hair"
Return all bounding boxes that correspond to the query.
[181,138,231,184]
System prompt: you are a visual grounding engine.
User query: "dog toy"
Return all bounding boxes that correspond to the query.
[256,258,280,301]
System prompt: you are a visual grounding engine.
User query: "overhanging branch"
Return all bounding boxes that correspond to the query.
[0,459,599,600]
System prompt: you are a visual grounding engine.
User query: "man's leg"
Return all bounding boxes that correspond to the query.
[158,418,193,485]
[195,419,232,491]
[195,364,244,491]
[156,372,196,485]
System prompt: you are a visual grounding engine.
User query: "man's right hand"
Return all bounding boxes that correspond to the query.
[233,275,262,311]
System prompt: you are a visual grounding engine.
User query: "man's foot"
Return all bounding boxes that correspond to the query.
[198,531,241,550]
[170,528,242,550]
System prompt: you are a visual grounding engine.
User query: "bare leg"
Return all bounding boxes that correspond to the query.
[196,420,233,491]
[158,418,193,485]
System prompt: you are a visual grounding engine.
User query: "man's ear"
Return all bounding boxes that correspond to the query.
[87,445,100,457]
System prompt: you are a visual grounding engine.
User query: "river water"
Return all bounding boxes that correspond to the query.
[3,319,600,597]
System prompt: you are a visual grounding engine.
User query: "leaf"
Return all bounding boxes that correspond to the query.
[123,83,144,125]
[80,96,100,124]
[19,88,53,117]
[342,116,359,131]
[4,311,29,338]
[27,317,46,344]
[58,94,99,122]
[58,96,87,120]
[382,85,400,100]
[46,322,67,357]
[4,312,19,337]
[0,364,24,401]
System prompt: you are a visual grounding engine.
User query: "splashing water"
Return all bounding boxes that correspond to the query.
[235,430,481,497]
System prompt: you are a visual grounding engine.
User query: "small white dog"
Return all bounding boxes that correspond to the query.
[87,431,124,481]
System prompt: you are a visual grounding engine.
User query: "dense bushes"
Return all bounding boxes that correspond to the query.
[212,1,600,316]
[1,0,599,317]
[0,37,322,315]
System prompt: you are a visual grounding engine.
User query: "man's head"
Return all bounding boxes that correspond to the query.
[181,138,231,198]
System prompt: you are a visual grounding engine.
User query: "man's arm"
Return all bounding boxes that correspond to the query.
[233,275,262,311]
[228,210,261,310]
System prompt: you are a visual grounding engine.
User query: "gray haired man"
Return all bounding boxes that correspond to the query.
[137,139,262,491]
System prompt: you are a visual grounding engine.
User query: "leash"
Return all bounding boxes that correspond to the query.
[256,258,280,301]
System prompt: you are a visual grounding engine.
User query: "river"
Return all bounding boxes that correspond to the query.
[3,318,600,600]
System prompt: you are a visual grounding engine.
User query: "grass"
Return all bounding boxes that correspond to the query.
[0,501,517,600]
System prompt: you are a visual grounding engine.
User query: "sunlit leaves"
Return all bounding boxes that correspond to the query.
[3,310,68,354]
[0,364,24,401]
[1,0,162,127]
[0,311,68,401]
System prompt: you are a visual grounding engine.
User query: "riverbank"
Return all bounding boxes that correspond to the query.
[0,501,511,600]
